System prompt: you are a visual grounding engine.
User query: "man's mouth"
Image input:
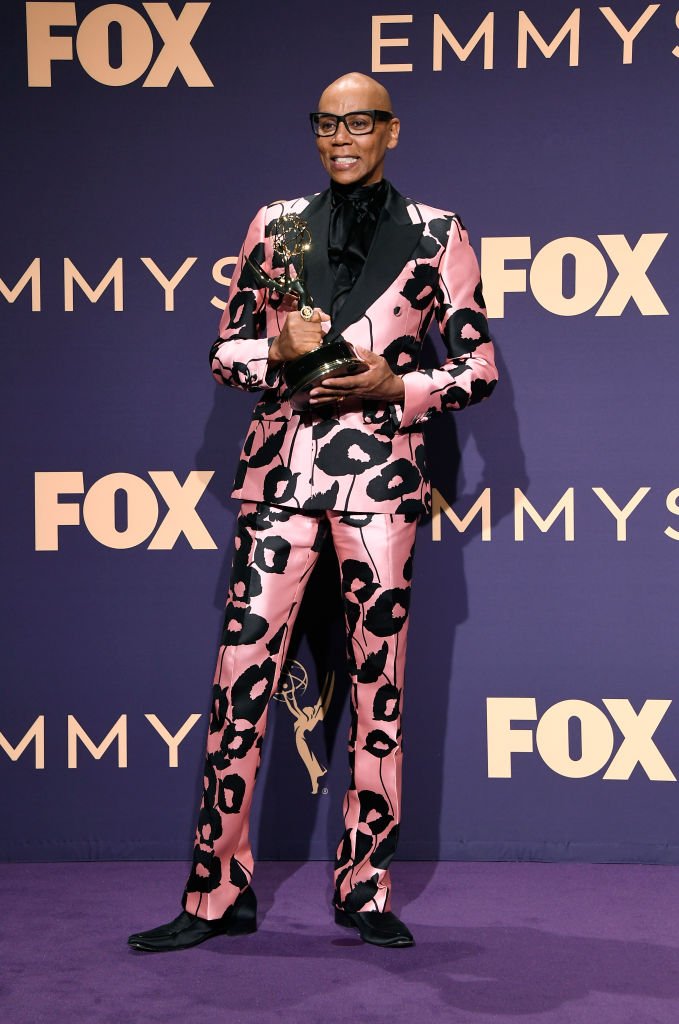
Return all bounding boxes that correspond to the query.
[331,157,359,168]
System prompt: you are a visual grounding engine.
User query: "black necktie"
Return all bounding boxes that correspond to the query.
[328,179,388,318]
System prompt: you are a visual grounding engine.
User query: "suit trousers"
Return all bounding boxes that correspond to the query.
[182,501,419,920]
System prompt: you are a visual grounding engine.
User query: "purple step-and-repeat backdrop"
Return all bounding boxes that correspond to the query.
[1,1,678,863]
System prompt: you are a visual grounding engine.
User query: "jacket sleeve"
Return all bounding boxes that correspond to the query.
[209,205,283,391]
[396,215,498,430]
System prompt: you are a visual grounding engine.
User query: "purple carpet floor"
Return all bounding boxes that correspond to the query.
[2,861,678,1024]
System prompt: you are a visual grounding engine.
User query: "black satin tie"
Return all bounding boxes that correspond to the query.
[328,178,388,319]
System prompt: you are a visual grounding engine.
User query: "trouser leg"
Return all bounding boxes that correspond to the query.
[328,511,419,913]
[183,502,327,920]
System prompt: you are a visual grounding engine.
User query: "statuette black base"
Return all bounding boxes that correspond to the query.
[284,340,366,410]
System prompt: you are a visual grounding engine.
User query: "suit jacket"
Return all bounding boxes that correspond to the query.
[210,183,498,515]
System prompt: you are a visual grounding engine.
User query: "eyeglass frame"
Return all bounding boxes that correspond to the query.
[309,109,395,137]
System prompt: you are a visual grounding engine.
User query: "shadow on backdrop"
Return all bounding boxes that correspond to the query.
[399,334,527,905]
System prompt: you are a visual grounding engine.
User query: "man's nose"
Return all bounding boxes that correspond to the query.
[332,121,352,144]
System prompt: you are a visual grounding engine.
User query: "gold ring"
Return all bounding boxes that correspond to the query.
[300,305,313,321]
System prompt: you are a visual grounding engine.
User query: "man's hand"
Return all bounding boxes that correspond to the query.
[309,345,405,406]
[268,309,330,367]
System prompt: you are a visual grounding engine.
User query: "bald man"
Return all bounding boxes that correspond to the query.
[128,73,497,952]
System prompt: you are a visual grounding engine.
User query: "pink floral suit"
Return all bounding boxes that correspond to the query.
[182,183,498,920]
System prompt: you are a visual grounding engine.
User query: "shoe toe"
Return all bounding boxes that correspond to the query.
[127,912,197,947]
[339,908,415,947]
[373,911,414,943]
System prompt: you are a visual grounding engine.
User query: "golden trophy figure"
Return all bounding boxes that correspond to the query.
[275,661,335,795]
[246,213,365,409]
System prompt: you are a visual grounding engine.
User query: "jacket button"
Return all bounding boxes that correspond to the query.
[393,306,401,315]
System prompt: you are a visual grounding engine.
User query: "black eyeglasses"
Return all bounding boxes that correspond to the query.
[309,110,394,137]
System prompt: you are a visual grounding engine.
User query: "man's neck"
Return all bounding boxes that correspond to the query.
[329,177,387,197]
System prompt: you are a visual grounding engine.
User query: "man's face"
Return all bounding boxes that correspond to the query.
[314,84,400,188]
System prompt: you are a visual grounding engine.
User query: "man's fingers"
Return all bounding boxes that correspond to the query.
[317,371,369,391]
[309,374,371,402]
[311,308,332,322]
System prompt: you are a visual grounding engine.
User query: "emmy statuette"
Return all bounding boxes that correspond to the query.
[243,213,365,409]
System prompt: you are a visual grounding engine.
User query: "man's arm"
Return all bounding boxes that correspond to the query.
[396,214,499,430]
[210,205,283,392]
[211,205,329,392]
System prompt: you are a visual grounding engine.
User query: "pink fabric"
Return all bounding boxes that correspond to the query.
[210,195,498,514]
[182,503,418,919]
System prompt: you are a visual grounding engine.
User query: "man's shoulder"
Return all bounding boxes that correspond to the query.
[400,193,461,226]
[260,192,324,220]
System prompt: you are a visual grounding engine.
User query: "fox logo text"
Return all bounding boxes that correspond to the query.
[486,697,675,781]
[481,234,668,318]
[34,471,216,550]
[26,2,213,87]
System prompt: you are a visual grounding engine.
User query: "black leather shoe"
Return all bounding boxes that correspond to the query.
[334,905,414,947]
[127,887,257,952]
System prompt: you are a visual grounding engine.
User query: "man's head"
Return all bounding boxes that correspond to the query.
[312,72,400,188]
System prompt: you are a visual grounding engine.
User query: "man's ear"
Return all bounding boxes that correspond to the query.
[387,117,401,150]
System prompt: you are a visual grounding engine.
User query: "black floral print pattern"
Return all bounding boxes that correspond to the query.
[209,187,497,514]
[182,503,419,919]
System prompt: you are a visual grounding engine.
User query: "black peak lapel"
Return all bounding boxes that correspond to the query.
[296,189,334,316]
[327,183,424,341]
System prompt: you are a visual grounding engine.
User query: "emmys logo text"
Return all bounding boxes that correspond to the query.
[371,8,679,72]
[486,698,675,781]
[0,713,203,769]
[431,487,679,543]
[34,471,217,551]
[0,661,334,772]
[0,256,235,312]
[26,2,213,87]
